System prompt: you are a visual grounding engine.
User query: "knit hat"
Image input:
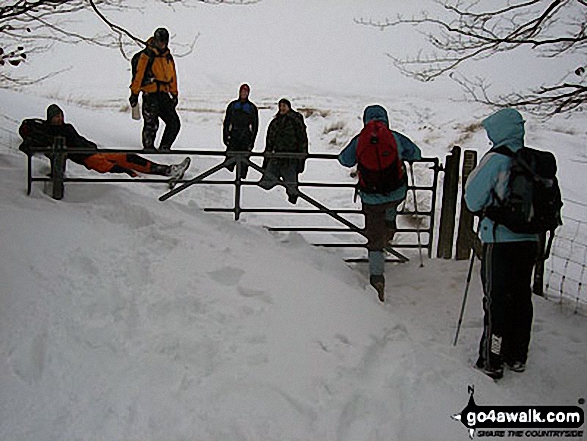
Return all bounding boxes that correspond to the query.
[278,98,291,109]
[239,83,250,93]
[154,27,169,44]
[46,104,64,121]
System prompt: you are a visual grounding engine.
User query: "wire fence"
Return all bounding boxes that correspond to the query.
[544,203,587,314]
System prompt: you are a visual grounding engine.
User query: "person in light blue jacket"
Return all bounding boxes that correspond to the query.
[464,108,539,379]
[339,105,422,302]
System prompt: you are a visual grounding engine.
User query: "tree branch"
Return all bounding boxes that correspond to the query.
[357,0,587,115]
[87,0,145,47]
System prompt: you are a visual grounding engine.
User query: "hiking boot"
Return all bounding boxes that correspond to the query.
[167,157,191,189]
[475,360,504,380]
[369,275,385,303]
[505,361,526,373]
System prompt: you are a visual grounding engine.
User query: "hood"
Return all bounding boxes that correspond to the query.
[46,103,64,122]
[481,108,525,152]
[363,105,389,127]
[146,37,169,56]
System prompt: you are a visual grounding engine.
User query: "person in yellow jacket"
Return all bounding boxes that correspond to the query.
[130,27,180,151]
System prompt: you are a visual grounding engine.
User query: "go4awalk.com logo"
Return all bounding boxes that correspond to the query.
[452,386,585,439]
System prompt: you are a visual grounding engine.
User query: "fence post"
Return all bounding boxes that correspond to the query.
[427,158,441,258]
[234,154,242,221]
[437,146,461,259]
[27,153,33,195]
[456,150,478,260]
[50,136,66,200]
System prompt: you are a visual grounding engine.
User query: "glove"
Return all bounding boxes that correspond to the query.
[129,94,138,107]
[170,94,178,108]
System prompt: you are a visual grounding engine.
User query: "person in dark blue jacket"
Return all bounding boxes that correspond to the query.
[465,108,540,379]
[338,105,421,302]
[223,84,259,179]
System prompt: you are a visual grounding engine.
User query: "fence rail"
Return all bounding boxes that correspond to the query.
[21,142,587,311]
[25,145,440,264]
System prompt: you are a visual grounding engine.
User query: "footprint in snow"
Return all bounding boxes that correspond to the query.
[208,266,245,286]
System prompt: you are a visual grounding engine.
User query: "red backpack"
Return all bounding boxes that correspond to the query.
[356,119,404,194]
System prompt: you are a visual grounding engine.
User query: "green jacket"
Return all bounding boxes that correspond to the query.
[265,110,308,172]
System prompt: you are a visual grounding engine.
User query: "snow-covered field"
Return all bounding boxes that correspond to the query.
[1,1,586,440]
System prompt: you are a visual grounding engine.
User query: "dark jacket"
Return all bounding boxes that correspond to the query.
[265,110,308,172]
[19,119,97,166]
[223,99,259,148]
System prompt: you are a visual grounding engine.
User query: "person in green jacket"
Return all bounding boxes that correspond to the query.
[258,98,308,204]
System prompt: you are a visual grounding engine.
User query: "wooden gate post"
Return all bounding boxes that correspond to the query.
[437,146,461,259]
[50,136,66,200]
[456,150,478,260]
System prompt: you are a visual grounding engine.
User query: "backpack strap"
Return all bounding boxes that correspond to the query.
[486,145,513,239]
[491,145,514,157]
[139,48,173,90]
[488,145,516,207]
[135,47,157,88]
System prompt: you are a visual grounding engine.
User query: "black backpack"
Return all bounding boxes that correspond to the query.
[18,118,53,153]
[131,48,156,86]
[485,146,563,235]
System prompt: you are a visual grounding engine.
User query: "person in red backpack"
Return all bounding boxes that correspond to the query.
[338,105,421,302]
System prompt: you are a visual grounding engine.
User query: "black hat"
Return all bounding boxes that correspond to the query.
[278,98,291,109]
[154,27,169,44]
[46,104,63,121]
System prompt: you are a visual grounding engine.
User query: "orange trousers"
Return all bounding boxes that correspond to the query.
[82,153,155,175]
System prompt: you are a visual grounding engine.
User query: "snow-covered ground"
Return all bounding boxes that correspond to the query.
[1,1,587,440]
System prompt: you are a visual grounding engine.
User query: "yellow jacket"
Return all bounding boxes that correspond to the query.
[130,38,178,95]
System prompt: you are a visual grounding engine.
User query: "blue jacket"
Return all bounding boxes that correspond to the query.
[338,105,422,205]
[464,108,539,243]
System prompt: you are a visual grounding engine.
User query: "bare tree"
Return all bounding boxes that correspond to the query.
[0,0,260,88]
[357,0,587,116]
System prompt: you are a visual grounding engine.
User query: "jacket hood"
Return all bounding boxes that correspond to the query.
[146,37,170,56]
[482,108,525,151]
[363,105,389,127]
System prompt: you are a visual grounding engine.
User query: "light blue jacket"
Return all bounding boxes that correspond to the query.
[338,105,422,205]
[464,108,539,243]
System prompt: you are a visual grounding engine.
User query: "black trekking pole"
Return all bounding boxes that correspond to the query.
[453,249,476,346]
[408,162,424,268]
[453,223,481,346]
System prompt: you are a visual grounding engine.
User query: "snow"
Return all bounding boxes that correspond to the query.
[1,1,587,440]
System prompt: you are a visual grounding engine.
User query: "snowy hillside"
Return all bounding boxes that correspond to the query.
[1,0,587,440]
[1,136,586,440]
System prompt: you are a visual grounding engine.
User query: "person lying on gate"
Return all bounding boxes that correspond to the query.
[19,104,190,181]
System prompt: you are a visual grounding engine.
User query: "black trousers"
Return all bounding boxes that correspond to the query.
[142,92,180,150]
[478,241,538,368]
[225,129,254,179]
